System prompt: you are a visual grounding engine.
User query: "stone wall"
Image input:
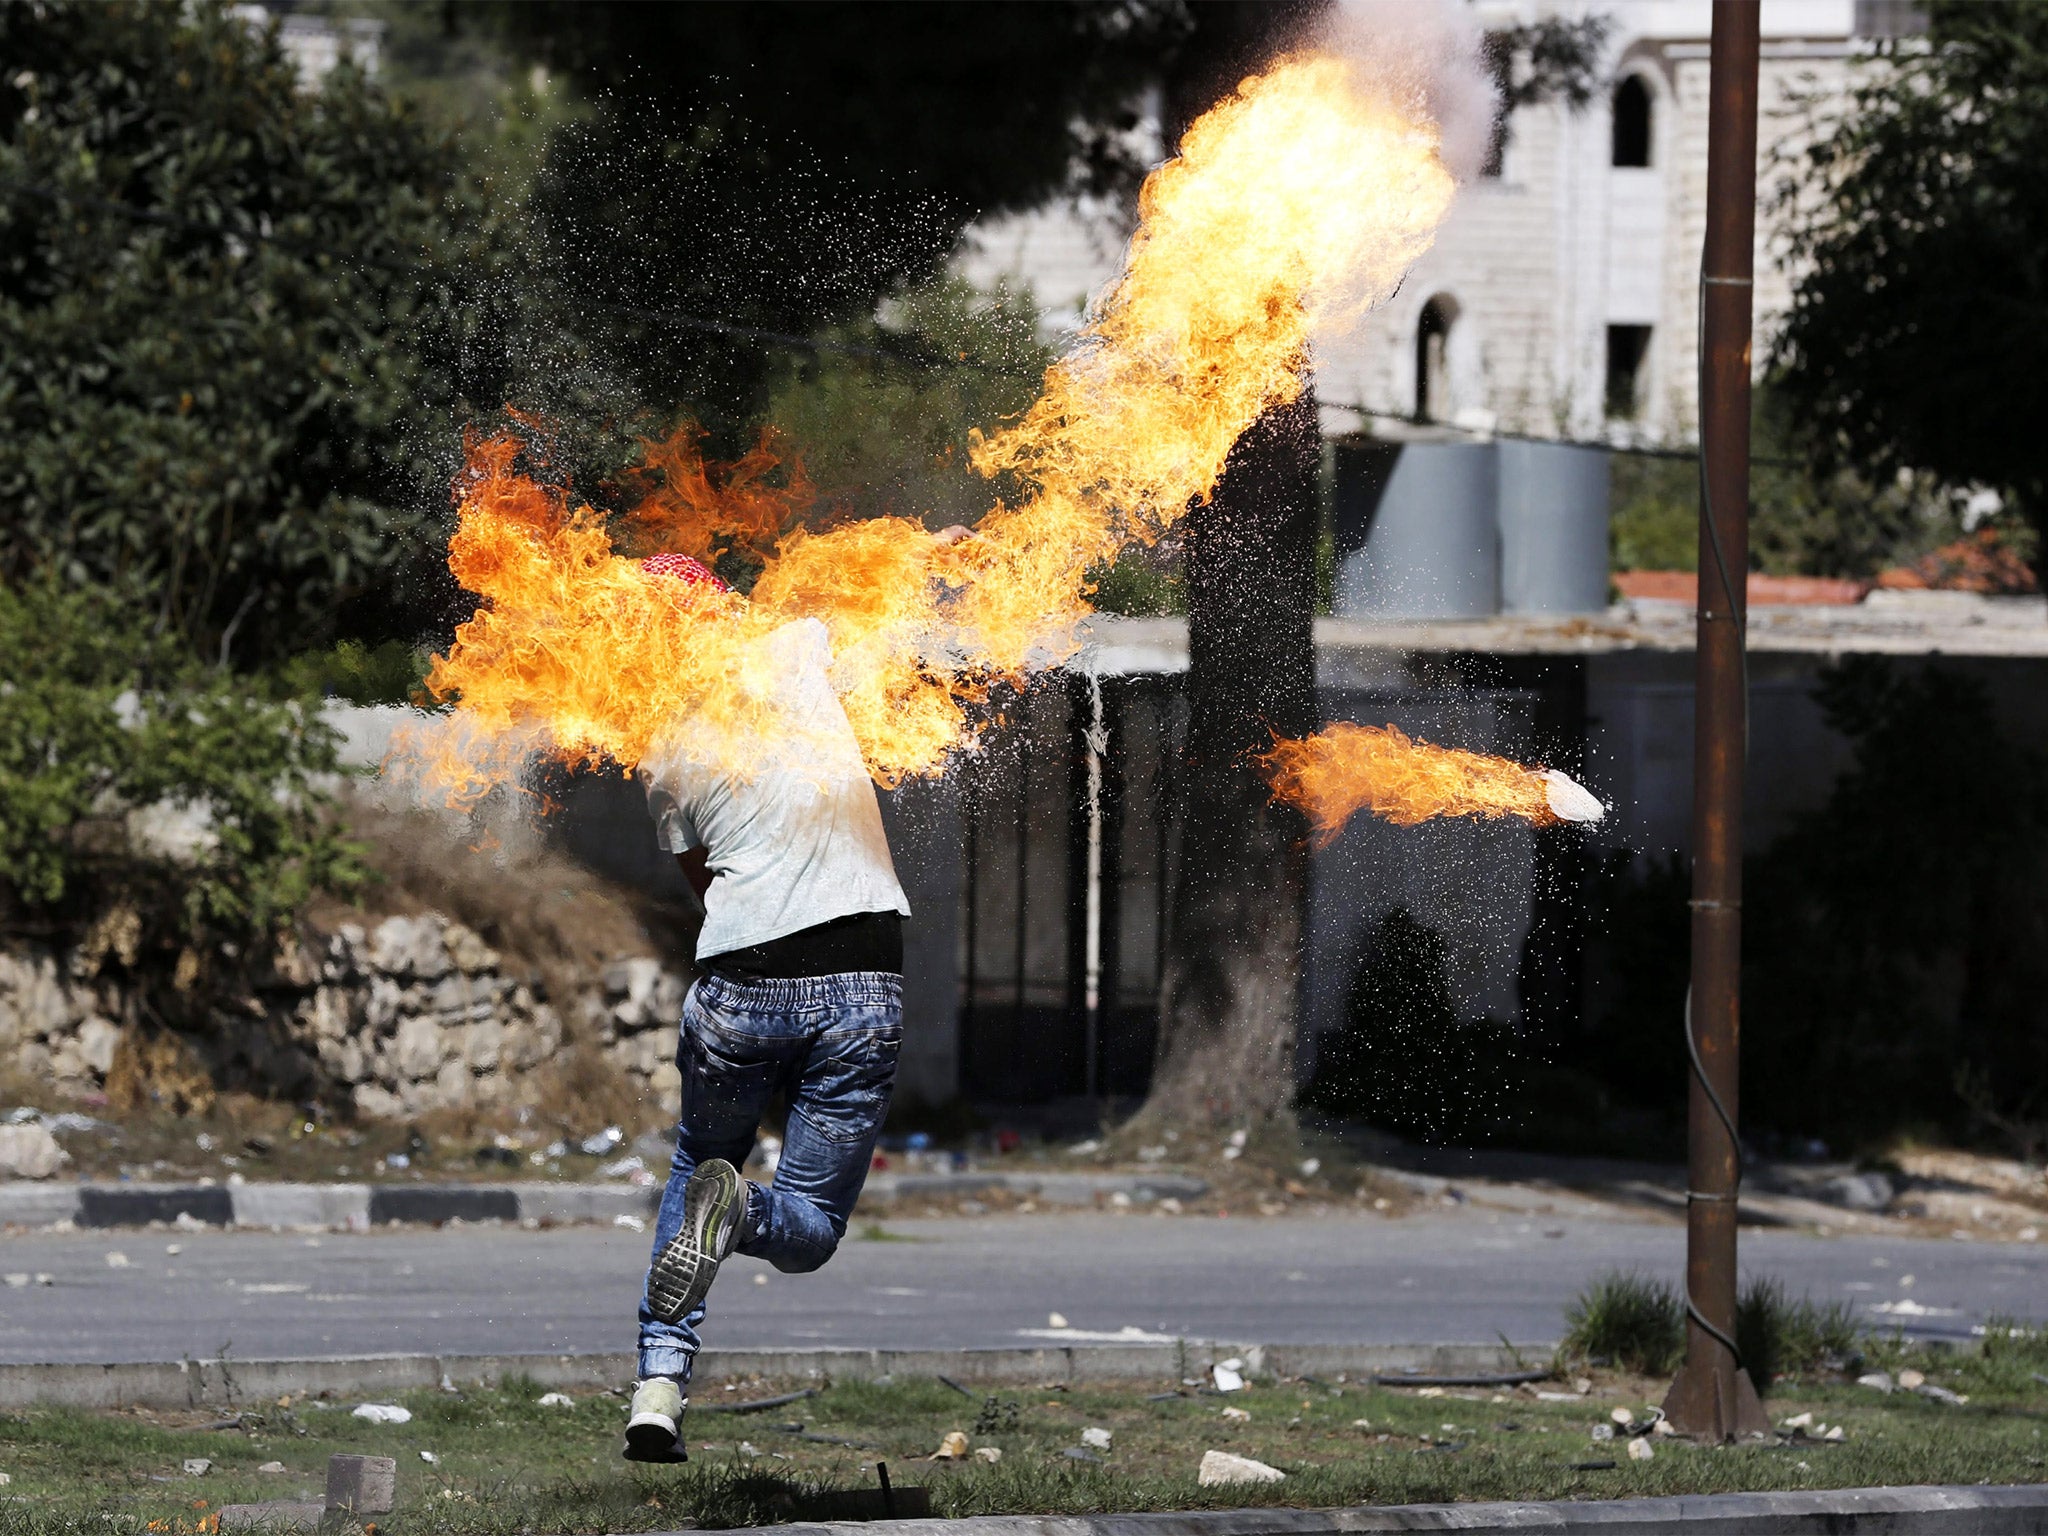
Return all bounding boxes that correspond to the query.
[0,913,690,1120]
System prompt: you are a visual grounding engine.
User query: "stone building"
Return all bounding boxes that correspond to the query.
[961,0,1924,447]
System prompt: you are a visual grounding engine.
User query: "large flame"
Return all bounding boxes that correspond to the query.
[422,53,1459,794]
[1263,721,1601,843]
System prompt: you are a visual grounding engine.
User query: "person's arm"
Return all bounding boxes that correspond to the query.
[676,848,712,901]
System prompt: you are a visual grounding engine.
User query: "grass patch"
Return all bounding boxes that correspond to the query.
[1561,1271,1684,1376]
[0,1352,2042,1534]
[1563,1271,1865,1392]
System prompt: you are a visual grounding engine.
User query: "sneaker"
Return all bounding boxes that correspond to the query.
[646,1158,745,1325]
[623,1377,688,1463]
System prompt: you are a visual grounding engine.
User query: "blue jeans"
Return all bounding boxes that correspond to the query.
[636,969,902,1383]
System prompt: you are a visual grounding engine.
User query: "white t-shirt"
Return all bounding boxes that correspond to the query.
[639,618,910,959]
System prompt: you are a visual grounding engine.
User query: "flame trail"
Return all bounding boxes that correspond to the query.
[1262,721,1606,843]
[422,53,1461,794]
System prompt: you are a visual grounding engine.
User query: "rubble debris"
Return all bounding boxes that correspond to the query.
[350,1404,411,1424]
[182,1459,212,1476]
[536,1392,575,1407]
[0,1124,68,1180]
[1081,1427,1111,1450]
[1212,1359,1246,1392]
[934,1431,969,1459]
[326,1454,397,1514]
[973,1446,1002,1464]
[1198,1449,1285,1486]
[1626,1436,1653,1462]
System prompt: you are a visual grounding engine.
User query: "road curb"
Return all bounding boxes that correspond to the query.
[721,1484,2048,1535]
[0,1171,1208,1231]
[0,1341,1539,1410]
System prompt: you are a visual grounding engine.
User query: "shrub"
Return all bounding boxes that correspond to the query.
[0,582,363,965]
[1737,1276,1859,1389]
[1560,1271,1684,1376]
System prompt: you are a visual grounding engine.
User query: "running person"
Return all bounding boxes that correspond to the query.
[623,551,912,1463]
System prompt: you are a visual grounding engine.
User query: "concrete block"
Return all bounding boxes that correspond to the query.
[231,1184,370,1230]
[78,1185,232,1228]
[366,1185,517,1225]
[0,1181,82,1226]
[325,1455,396,1514]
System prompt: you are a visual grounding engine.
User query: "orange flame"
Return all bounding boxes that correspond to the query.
[419,53,1460,796]
[1262,722,1560,842]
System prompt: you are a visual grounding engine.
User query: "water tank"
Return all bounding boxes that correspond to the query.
[1332,442,1500,620]
[1498,440,1611,614]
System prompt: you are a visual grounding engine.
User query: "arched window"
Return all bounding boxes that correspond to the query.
[1414,297,1455,423]
[1612,75,1652,168]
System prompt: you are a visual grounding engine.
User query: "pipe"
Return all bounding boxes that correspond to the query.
[1663,0,1770,1444]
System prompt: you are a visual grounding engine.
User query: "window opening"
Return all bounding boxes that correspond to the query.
[1612,75,1652,167]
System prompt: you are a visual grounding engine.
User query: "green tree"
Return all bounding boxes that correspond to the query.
[482,1,1182,430]
[0,581,360,964]
[1775,2,2048,568]
[0,0,519,664]
[761,277,1054,529]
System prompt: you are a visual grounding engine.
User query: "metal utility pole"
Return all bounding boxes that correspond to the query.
[1663,0,1770,1443]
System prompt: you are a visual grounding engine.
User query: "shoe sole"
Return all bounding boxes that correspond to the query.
[623,1414,688,1463]
[646,1159,743,1324]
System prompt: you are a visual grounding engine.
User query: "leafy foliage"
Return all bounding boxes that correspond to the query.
[1775,2,2048,549]
[762,277,1054,529]
[488,1,1180,429]
[1304,906,1521,1144]
[1743,659,2048,1152]
[1609,394,1969,578]
[0,0,520,663]
[0,581,361,957]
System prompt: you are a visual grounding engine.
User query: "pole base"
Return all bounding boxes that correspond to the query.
[1662,1360,1770,1441]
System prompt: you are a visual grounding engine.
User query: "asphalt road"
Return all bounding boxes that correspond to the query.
[2,1211,2042,1365]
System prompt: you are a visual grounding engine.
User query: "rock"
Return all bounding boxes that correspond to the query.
[934,1431,968,1459]
[649,1061,683,1099]
[363,975,405,1033]
[324,924,370,982]
[1626,1436,1654,1462]
[326,1453,398,1513]
[1897,1368,1926,1390]
[0,1124,68,1180]
[300,988,355,1042]
[973,1446,1002,1464]
[1048,1312,1068,1328]
[257,1462,286,1474]
[316,1035,369,1085]
[371,915,452,983]
[1081,1427,1112,1450]
[1821,1171,1895,1212]
[613,1031,668,1077]
[184,1459,213,1476]
[394,1015,446,1081]
[443,923,499,975]
[536,1392,574,1408]
[1590,1423,1615,1442]
[434,1058,474,1110]
[351,1084,405,1120]
[1221,1406,1250,1422]
[1198,1450,1284,1486]
[464,1019,505,1073]
[1857,1371,1895,1393]
[75,1017,122,1076]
